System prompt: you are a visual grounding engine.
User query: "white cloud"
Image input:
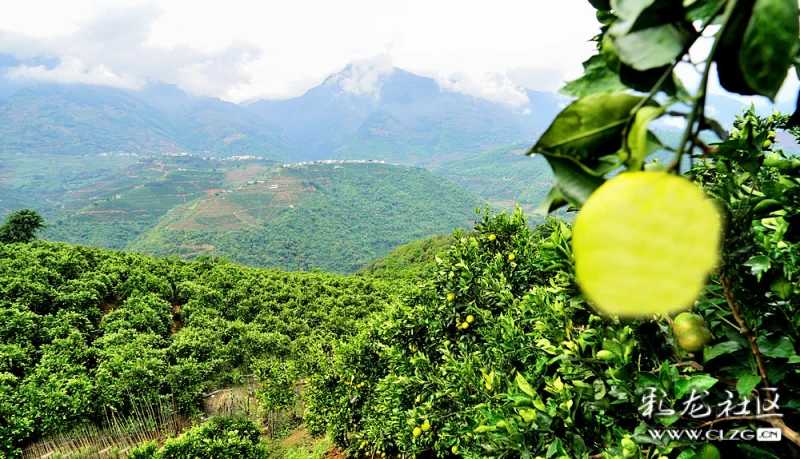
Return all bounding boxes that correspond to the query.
[7,57,143,89]
[0,3,264,98]
[330,53,395,98]
[0,0,601,103]
[435,71,530,107]
[652,115,686,130]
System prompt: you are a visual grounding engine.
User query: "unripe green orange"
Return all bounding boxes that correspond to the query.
[488,234,497,241]
[673,312,712,352]
[763,139,773,150]
[697,443,721,459]
[572,172,721,318]
[673,313,705,335]
[447,293,456,302]
[413,427,422,437]
[508,253,516,261]
[596,350,616,361]
[421,420,431,432]
[466,315,474,324]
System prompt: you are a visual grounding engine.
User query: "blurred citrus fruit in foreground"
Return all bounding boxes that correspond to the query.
[572,172,722,318]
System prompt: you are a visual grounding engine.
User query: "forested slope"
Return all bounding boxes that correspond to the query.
[0,240,410,456]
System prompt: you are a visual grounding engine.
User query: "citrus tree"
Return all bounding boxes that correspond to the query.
[307,1,800,458]
[530,0,800,456]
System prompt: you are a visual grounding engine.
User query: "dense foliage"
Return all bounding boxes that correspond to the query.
[357,234,453,280]
[128,416,270,459]
[129,165,481,273]
[305,1,800,458]
[0,241,409,456]
[0,209,46,244]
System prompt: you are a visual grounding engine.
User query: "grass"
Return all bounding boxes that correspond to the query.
[278,435,333,459]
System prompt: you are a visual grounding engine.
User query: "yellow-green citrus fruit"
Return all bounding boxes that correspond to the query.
[421,420,431,432]
[443,340,451,346]
[488,234,497,241]
[768,130,777,141]
[461,322,469,330]
[508,253,516,261]
[466,315,475,324]
[673,312,712,352]
[697,443,721,459]
[413,427,422,437]
[596,350,616,361]
[621,438,637,458]
[672,313,705,335]
[447,293,456,302]
[572,172,721,318]
[763,139,773,150]
[678,327,713,352]
[451,445,459,455]
[621,438,636,450]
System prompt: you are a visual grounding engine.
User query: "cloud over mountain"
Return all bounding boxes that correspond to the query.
[0,4,262,97]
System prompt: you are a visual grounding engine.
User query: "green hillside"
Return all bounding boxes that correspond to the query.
[34,157,482,272]
[0,238,410,456]
[356,233,454,280]
[128,162,483,273]
[433,143,554,214]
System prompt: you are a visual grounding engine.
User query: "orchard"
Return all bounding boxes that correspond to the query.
[306,0,800,458]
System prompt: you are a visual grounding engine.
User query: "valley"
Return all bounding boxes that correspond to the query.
[18,154,483,272]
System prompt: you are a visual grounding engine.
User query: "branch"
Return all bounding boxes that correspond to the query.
[720,276,800,447]
[720,276,771,390]
[673,360,704,371]
[699,415,760,428]
[669,0,739,173]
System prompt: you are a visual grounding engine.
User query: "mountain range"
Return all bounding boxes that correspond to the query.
[1,62,790,165]
[0,65,564,163]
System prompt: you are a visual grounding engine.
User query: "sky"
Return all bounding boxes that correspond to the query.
[0,0,796,109]
[0,0,601,104]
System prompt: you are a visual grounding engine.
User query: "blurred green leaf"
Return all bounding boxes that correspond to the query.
[739,0,800,100]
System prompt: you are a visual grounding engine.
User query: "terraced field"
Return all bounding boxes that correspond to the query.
[33,157,480,272]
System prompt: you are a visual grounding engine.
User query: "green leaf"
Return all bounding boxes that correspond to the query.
[770,277,794,300]
[739,0,800,100]
[533,187,569,216]
[677,451,697,459]
[530,92,646,161]
[737,443,782,459]
[544,156,605,208]
[736,374,762,398]
[743,255,771,280]
[658,412,681,426]
[610,0,685,35]
[561,55,626,97]
[715,0,758,95]
[757,335,796,358]
[515,373,537,398]
[589,0,612,10]
[627,106,666,169]
[612,24,688,70]
[674,374,718,399]
[705,340,743,362]
[619,63,679,96]
[636,372,661,387]
[685,0,727,21]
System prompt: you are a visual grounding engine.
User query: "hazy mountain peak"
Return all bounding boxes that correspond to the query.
[325,55,396,99]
